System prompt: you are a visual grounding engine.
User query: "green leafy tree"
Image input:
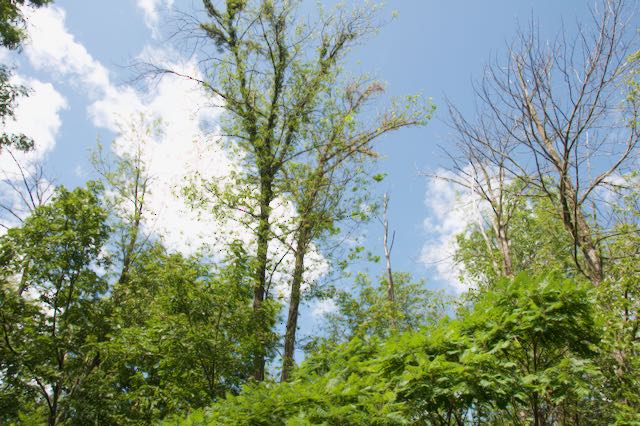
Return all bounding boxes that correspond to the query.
[0,0,52,50]
[455,191,576,289]
[0,183,110,426]
[279,82,431,380]
[175,273,602,425]
[0,67,34,151]
[164,0,402,380]
[592,173,640,423]
[59,239,264,425]
[320,271,447,348]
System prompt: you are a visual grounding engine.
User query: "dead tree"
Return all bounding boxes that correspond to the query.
[444,0,639,285]
[381,193,396,303]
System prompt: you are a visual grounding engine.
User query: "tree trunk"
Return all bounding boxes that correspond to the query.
[381,193,396,321]
[253,176,274,381]
[518,74,604,285]
[49,384,59,426]
[281,226,309,381]
[495,222,513,277]
[574,208,603,284]
[117,216,140,287]
[558,175,603,285]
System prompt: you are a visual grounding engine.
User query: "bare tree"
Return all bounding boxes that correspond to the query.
[432,104,526,279]
[381,193,396,303]
[443,0,639,285]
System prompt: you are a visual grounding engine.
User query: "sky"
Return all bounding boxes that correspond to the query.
[0,0,614,335]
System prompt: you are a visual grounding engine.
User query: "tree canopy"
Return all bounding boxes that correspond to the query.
[0,0,639,424]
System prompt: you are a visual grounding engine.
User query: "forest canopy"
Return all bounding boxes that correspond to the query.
[0,0,639,425]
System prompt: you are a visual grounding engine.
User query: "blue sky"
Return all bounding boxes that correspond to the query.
[1,0,602,327]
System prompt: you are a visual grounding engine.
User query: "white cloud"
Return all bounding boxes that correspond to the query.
[2,76,67,158]
[135,0,175,37]
[20,5,230,255]
[24,7,110,92]
[311,298,337,318]
[0,76,67,226]
[420,168,489,293]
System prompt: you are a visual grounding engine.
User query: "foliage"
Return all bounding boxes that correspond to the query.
[76,243,268,425]
[2,1,639,424]
[0,183,110,425]
[176,273,603,425]
[0,0,53,152]
[593,174,640,424]
[0,181,276,425]
[179,0,430,381]
[0,66,34,151]
[319,271,448,347]
[455,192,576,289]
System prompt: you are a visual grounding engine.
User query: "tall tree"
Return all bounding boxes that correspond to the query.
[280,81,430,380]
[156,0,388,380]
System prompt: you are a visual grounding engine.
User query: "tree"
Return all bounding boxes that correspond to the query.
[592,173,640,422]
[444,0,639,285]
[156,0,403,380]
[437,108,528,279]
[0,68,35,152]
[0,0,52,50]
[0,183,110,425]
[79,243,260,424]
[321,271,447,347]
[91,117,156,288]
[446,5,640,414]
[279,82,430,380]
[380,193,396,305]
[454,187,577,288]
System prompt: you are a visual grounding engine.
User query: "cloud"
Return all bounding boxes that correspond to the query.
[311,298,337,318]
[24,7,110,92]
[2,76,67,158]
[135,0,175,37]
[0,76,67,226]
[20,5,231,255]
[420,168,489,292]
